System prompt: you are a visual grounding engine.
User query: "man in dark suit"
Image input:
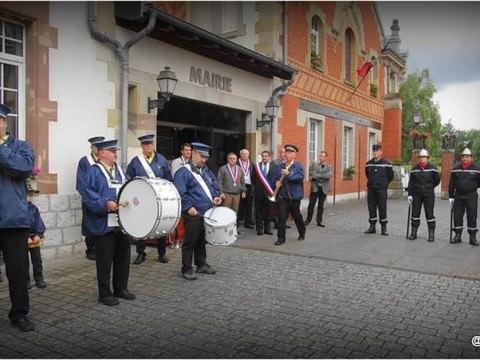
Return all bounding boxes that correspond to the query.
[252,150,277,236]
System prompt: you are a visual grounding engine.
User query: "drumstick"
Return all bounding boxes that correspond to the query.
[202,215,218,223]
[118,200,129,207]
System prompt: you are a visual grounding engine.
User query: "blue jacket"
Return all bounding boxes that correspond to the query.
[365,158,394,189]
[273,161,305,200]
[82,164,125,236]
[76,154,97,196]
[173,164,222,216]
[126,153,173,181]
[28,201,46,236]
[0,135,35,229]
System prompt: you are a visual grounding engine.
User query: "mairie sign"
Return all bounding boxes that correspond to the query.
[189,66,232,93]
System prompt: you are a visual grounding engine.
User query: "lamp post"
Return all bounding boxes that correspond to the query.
[256,97,279,129]
[411,111,425,150]
[148,67,178,113]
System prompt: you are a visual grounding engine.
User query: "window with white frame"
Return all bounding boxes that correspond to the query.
[344,28,355,83]
[1,18,25,138]
[368,131,377,159]
[190,2,242,38]
[310,15,324,67]
[308,118,324,164]
[342,125,354,171]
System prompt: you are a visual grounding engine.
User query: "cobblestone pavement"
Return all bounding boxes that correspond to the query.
[1,198,480,358]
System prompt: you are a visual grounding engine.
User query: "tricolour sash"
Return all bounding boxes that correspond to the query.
[254,162,274,196]
[137,155,156,179]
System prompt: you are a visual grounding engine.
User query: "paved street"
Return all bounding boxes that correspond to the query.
[1,197,480,358]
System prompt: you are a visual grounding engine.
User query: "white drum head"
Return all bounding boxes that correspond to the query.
[118,178,159,239]
[204,206,236,227]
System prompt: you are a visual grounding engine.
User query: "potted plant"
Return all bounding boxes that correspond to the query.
[311,52,322,68]
[343,165,356,179]
[370,83,378,97]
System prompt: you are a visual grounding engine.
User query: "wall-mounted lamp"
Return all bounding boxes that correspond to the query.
[256,97,279,129]
[147,67,177,113]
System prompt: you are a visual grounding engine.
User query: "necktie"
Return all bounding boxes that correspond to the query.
[262,164,267,176]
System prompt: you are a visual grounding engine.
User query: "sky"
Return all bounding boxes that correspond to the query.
[376,1,480,131]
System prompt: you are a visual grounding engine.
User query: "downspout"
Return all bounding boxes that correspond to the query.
[87,3,157,170]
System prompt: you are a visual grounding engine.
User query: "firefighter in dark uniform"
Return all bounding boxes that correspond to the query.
[448,148,480,245]
[364,144,394,235]
[272,144,306,245]
[407,149,440,242]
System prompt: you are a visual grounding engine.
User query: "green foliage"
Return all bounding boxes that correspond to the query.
[399,71,443,164]
[343,165,356,178]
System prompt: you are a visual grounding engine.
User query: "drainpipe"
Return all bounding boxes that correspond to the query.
[87,3,157,170]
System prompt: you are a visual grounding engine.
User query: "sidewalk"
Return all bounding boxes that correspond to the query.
[1,197,480,358]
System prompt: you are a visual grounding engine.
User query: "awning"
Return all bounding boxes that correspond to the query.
[116,8,297,80]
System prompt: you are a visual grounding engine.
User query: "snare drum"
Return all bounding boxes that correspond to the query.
[203,206,237,245]
[117,177,181,239]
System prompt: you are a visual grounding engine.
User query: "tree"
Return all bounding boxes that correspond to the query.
[399,70,443,165]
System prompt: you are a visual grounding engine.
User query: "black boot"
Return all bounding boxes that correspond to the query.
[364,222,376,234]
[451,231,462,244]
[427,227,435,242]
[469,231,479,246]
[381,223,388,236]
[304,218,311,226]
[408,226,418,240]
[133,252,146,264]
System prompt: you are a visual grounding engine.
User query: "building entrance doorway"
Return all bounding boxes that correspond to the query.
[156,96,247,173]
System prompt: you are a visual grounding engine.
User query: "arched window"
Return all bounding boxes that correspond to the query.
[344,28,355,83]
[310,15,324,68]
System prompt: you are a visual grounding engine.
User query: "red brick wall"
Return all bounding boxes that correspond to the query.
[383,107,402,161]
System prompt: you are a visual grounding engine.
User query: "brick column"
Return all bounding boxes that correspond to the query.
[441,150,455,199]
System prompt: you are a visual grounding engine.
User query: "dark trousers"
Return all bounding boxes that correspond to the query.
[306,189,327,224]
[276,198,305,241]
[28,247,44,282]
[135,238,166,257]
[367,188,388,224]
[0,228,30,320]
[238,185,254,227]
[85,236,95,252]
[255,194,273,233]
[181,215,207,273]
[411,193,435,229]
[94,231,131,299]
[453,195,478,233]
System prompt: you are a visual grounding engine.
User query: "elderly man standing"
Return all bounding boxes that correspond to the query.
[0,104,35,331]
[173,142,222,280]
[449,147,480,245]
[171,142,192,176]
[126,134,173,264]
[217,152,245,215]
[76,136,105,260]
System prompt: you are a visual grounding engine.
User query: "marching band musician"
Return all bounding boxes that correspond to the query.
[173,142,222,280]
[449,148,480,245]
[82,139,135,306]
[76,136,105,261]
[252,150,277,236]
[171,142,192,176]
[272,144,306,245]
[126,134,173,265]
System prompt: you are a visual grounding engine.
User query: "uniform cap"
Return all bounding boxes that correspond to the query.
[461,148,473,156]
[95,139,120,151]
[418,149,430,158]
[284,144,299,153]
[191,142,211,157]
[138,134,155,144]
[88,136,105,144]
[0,104,11,119]
[372,144,382,151]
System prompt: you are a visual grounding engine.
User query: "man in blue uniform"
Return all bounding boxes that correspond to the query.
[126,134,173,264]
[364,144,394,235]
[407,149,440,242]
[0,104,35,331]
[173,142,223,280]
[272,144,306,245]
[76,136,105,260]
[449,148,480,245]
[82,139,135,306]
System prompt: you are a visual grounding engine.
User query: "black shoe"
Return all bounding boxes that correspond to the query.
[470,239,479,246]
[257,231,264,236]
[451,233,462,244]
[11,316,35,332]
[113,290,136,300]
[317,223,325,227]
[86,250,96,261]
[182,270,197,280]
[132,253,146,265]
[265,231,273,235]
[304,220,311,226]
[27,282,32,290]
[274,239,285,246]
[158,255,169,263]
[245,225,254,229]
[35,280,47,289]
[286,225,292,229]
[99,296,120,306]
[196,264,216,274]
[298,235,305,241]
[0,274,3,282]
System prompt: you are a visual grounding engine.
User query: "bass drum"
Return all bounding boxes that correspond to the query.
[203,206,237,246]
[117,177,181,239]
